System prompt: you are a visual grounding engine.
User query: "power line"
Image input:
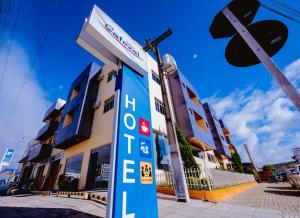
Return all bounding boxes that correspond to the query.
[0,0,64,141]
[0,0,22,92]
[268,0,300,18]
[0,0,13,52]
[32,0,48,109]
[261,3,300,25]
[264,0,300,19]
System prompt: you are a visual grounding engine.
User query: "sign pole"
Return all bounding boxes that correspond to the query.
[222,7,300,112]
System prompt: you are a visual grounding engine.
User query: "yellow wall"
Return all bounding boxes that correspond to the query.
[54,65,116,190]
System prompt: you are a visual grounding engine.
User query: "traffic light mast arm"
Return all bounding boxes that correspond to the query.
[222,7,300,112]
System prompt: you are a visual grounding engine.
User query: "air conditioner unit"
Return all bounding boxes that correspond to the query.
[93,99,101,109]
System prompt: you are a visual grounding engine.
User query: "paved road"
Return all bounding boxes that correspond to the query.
[223,182,300,217]
[0,194,105,217]
[0,183,299,218]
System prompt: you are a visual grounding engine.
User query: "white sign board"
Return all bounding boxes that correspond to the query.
[77,5,149,76]
[1,148,15,166]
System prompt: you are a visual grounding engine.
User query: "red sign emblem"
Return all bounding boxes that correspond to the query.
[139,118,150,136]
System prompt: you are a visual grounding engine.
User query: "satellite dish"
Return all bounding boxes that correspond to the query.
[225,20,288,67]
[209,0,260,39]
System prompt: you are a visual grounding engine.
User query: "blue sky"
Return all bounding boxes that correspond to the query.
[14,0,300,101]
[1,0,300,170]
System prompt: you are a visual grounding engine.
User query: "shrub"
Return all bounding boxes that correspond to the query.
[175,125,199,170]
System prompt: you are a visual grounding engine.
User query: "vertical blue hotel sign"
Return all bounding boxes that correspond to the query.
[76,5,158,218]
[108,64,158,218]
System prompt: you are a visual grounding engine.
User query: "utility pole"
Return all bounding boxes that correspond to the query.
[244,144,261,182]
[144,29,190,202]
[243,144,258,171]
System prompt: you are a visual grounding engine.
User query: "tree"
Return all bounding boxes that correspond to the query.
[175,125,199,169]
[231,146,244,173]
[262,164,275,172]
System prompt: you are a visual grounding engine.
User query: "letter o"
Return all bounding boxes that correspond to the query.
[124,113,136,130]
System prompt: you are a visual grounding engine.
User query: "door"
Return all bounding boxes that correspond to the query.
[44,160,60,190]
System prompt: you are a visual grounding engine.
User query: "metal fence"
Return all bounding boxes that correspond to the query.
[156,167,255,191]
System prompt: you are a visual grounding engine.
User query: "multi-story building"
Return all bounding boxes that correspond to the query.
[17,98,65,189]
[203,103,232,170]
[18,52,170,191]
[164,54,218,169]
[18,53,240,191]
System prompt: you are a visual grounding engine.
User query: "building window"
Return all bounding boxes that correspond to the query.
[65,153,84,180]
[86,144,111,189]
[198,152,204,159]
[207,153,216,163]
[152,71,160,84]
[186,87,200,106]
[192,151,204,159]
[103,96,114,113]
[70,84,81,100]
[107,70,117,83]
[193,110,208,132]
[62,109,74,128]
[155,98,165,115]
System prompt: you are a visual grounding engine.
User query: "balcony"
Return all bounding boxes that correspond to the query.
[27,143,52,163]
[54,63,101,150]
[219,119,231,137]
[18,155,29,163]
[43,98,66,122]
[36,120,59,141]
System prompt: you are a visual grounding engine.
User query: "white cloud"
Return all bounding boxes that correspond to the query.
[0,43,48,173]
[192,53,198,59]
[204,59,300,166]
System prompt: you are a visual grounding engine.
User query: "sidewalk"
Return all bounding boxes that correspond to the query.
[0,183,299,217]
[224,182,300,217]
[158,194,283,218]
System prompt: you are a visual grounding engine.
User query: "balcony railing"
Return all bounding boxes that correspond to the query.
[43,98,65,122]
[36,120,59,141]
[27,143,52,163]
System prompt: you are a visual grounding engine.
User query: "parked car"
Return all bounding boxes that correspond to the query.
[287,164,300,189]
[0,179,18,195]
[0,179,9,194]
[276,172,287,182]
